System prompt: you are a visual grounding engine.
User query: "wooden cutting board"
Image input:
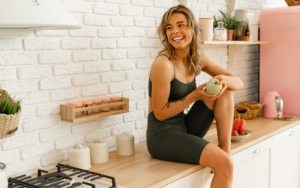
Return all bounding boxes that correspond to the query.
[285,0,300,6]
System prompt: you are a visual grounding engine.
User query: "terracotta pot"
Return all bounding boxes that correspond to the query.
[227,29,234,41]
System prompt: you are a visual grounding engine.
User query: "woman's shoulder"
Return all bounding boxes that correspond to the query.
[150,52,174,81]
[152,52,173,70]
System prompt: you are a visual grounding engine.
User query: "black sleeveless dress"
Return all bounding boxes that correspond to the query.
[147,54,215,165]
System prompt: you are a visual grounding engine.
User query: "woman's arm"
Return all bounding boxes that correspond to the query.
[150,56,197,121]
[201,54,244,91]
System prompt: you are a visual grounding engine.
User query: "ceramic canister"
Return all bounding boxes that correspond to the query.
[68,144,91,169]
[249,24,258,41]
[116,132,135,156]
[234,9,248,22]
[88,140,109,164]
[198,18,213,41]
[0,163,8,188]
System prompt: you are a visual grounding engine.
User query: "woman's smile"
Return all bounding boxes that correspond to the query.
[172,36,185,43]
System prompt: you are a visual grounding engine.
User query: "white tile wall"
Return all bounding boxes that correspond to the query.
[0,0,287,177]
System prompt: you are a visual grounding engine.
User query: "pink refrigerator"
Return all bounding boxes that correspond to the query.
[260,6,300,116]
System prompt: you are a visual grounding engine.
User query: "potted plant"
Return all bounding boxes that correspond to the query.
[0,89,22,139]
[213,10,245,41]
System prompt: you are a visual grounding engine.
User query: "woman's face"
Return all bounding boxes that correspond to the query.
[166,13,193,50]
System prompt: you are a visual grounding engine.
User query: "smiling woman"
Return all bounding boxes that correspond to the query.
[147,4,244,188]
[156,6,202,75]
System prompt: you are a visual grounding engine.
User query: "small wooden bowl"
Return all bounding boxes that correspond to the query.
[231,129,252,142]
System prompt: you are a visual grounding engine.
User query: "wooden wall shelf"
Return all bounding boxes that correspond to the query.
[201,41,272,45]
[60,98,129,123]
[201,40,272,68]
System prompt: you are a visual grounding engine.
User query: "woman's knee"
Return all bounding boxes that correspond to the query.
[199,144,234,179]
[215,155,234,180]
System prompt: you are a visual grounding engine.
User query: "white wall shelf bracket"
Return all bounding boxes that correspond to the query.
[228,44,246,68]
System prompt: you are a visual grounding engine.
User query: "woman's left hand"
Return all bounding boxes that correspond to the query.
[212,75,228,97]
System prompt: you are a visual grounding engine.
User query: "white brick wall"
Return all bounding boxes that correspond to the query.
[0,0,287,177]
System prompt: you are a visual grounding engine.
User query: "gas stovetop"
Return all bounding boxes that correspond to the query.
[8,163,127,188]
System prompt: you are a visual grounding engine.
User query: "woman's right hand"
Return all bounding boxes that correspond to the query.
[192,83,219,101]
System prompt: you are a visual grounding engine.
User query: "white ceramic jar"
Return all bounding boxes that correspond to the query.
[235,9,248,22]
[249,24,258,41]
[88,140,109,164]
[0,163,8,188]
[68,145,91,169]
[116,132,135,156]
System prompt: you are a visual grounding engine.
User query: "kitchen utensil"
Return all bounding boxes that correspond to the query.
[68,144,91,169]
[88,140,109,164]
[0,163,8,188]
[116,132,135,156]
[274,117,293,121]
[262,91,283,119]
[231,129,252,142]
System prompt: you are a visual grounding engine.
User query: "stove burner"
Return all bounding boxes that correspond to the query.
[8,163,116,188]
[72,182,82,187]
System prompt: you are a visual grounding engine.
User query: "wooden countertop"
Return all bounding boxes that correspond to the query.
[88,116,300,188]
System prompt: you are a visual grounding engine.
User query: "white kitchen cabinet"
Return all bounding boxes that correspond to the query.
[270,124,300,188]
[162,167,213,188]
[232,137,273,188]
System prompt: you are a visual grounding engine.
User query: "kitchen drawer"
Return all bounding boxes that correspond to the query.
[162,167,213,188]
[270,123,300,146]
[232,135,274,164]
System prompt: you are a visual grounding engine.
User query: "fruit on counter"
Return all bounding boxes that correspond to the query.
[238,120,246,134]
[206,79,222,95]
[232,130,238,136]
[232,114,247,134]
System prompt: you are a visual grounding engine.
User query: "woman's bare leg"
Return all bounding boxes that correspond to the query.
[213,89,234,155]
[203,89,234,155]
[199,143,234,188]
[201,89,235,187]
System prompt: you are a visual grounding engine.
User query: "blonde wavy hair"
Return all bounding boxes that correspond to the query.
[157,4,203,75]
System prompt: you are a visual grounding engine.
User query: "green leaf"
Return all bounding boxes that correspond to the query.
[0,96,22,115]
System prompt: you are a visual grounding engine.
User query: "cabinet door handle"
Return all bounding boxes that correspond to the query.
[253,148,260,154]
[289,131,295,136]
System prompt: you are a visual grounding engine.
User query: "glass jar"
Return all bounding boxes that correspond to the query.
[110,96,122,110]
[69,102,83,118]
[92,98,102,114]
[101,97,111,112]
[214,22,227,41]
[82,100,93,115]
